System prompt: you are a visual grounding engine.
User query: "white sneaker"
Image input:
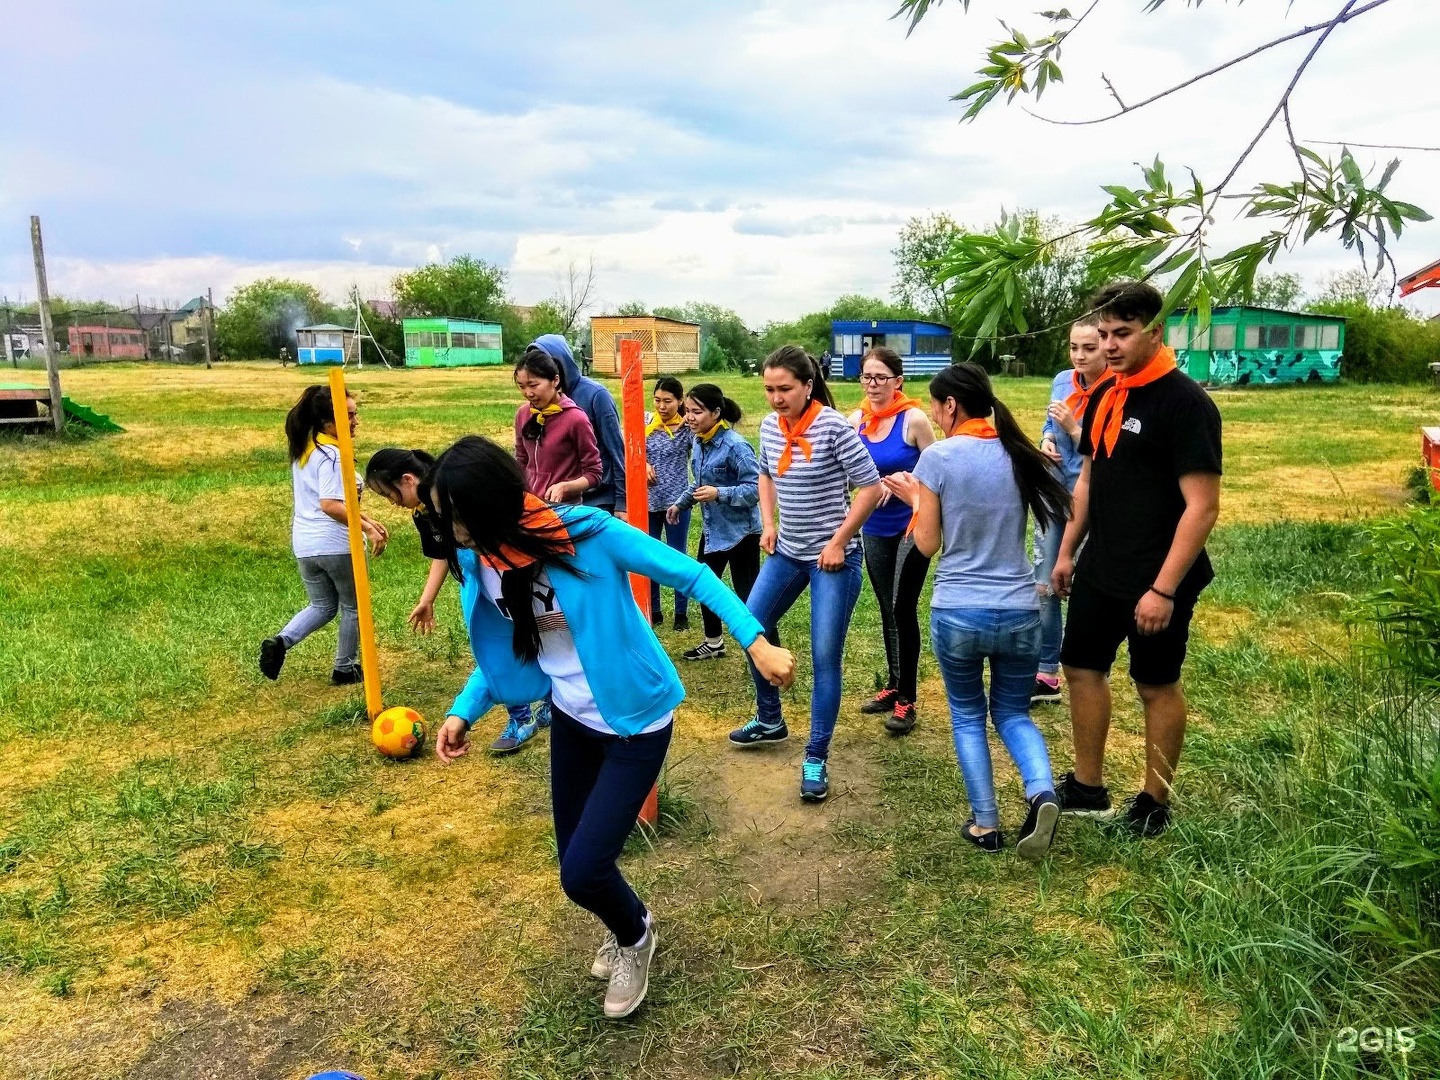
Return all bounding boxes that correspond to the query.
[603,922,658,1019]
[591,910,650,980]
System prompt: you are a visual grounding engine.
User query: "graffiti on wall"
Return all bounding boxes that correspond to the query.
[1189,348,1344,386]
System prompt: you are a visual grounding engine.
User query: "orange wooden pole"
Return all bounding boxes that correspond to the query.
[619,338,660,827]
[328,367,384,720]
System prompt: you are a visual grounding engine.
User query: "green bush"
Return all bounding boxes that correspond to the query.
[1309,299,1440,383]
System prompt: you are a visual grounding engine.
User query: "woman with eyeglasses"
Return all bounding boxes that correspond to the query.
[847,347,935,734]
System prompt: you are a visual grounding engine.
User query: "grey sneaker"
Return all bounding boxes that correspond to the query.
[603,923,657,1019]
[592,911,651,980]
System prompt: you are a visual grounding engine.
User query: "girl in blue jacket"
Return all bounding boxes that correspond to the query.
[429,436,794,1021]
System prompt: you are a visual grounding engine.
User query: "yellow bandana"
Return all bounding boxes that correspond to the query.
[530,403,564,426]
[698,420,729,444]
[646,413,685,438]
[298,431,339,468]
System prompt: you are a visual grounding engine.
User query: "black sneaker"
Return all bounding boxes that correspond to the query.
[1031,676,1062,704]
[259,636,287,681]
[683,641,726,662]
[674,612,690,632]
[330,665,364,686]
[1016,792,1060,861]
[860,688,899,715]
[1056,771,1112,816]
[884,699,916,735]
[961,819,1004,853]
[728,717,788,747]
[1110,792,1173,838]
[651,609,664,628]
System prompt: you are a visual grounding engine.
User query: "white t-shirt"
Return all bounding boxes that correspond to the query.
[477,563,673,736]
[291,444,359,559]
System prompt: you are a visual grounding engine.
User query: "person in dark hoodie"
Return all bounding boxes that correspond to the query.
[533,333,628,515]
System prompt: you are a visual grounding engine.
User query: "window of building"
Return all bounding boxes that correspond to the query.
[1260,324,1291,349]
[886,333,912,355]
[404,333,421,349]
[1166,323,1188,348]
[915,334,952,355]
[1211,324,1236,350]
[1243,325,1260,349]
[476,333,502,351]
[1320,324,1340,349]
[1295,325,1317,349]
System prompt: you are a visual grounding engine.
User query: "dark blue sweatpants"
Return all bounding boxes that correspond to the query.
[550,707,671,947]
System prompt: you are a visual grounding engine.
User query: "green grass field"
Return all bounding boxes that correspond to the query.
[1,363,1436,1079]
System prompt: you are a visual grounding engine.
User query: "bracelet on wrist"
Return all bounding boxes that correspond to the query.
[1149,586,1176,602]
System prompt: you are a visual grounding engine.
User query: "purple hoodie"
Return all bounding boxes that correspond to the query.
[514,394,603,501]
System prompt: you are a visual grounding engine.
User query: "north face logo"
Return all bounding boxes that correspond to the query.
[1122,417,1142,435]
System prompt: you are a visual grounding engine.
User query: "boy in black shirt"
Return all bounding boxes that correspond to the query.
[1051,281,1222,836]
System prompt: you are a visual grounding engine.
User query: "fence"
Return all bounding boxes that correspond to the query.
[2,296,215,370]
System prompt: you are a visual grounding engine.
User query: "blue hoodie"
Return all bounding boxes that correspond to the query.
[533,334,627,511]
[447,506,764,736]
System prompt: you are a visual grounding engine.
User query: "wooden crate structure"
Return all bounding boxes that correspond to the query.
[590,316,700,375]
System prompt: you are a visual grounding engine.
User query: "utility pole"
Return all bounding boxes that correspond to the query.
[30,216,64,433]
[204,287,214,368]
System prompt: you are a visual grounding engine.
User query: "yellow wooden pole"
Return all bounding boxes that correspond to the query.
[328,366,384,720]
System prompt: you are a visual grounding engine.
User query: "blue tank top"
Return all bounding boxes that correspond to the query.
[861,410,922,537]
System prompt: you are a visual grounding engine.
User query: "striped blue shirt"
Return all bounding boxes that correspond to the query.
[758,406,880,561]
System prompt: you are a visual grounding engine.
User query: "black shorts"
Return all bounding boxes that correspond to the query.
[1060,575,1196,686]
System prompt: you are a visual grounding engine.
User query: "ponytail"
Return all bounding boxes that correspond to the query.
[763,345,834,410]
[686,382,742,425]
[285,384,348,463]
[928,363,1070,531]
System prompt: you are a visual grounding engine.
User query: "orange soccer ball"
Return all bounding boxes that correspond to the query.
[371,706,427,758]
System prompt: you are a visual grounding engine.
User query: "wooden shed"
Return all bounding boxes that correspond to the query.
[590,315,700,375]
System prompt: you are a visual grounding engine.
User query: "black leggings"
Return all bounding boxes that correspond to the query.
[698,532,761,640]
[862,532,931,702]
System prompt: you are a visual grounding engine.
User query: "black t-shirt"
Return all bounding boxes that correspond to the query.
[1076,368,1222,602]
[413,508,449,561]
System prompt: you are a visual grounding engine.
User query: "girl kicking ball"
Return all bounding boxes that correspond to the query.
[429,436,795,1019]
[261,384,387,685]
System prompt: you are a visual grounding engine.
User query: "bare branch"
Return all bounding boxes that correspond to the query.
[1214,0,1361,197]
[1306,139,1440,152]
[556,255,597,335]
[1024,0,1393,126]
[1100,73,1126,110]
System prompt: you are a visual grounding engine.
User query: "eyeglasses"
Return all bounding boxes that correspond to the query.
[859,374,899,385]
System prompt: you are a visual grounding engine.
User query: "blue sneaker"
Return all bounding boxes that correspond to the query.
[489,713,538,754]
[533,699,553,729]
[800,756,829,802]
[728,717,788,747]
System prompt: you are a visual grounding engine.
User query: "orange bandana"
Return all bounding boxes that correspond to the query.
[1089,346,1177,458]
[479,493,574,571]
[1062,370,1114,423]
[857,393,925,439]
[949,417,998,439]
[775,399,824,476]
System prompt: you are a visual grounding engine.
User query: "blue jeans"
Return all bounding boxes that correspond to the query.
[1032,518,1063,674]
[648,508,692,617]
[931,607,1054,829]
[746,547,864,759]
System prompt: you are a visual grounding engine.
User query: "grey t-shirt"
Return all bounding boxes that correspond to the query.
[913,435,1038,610]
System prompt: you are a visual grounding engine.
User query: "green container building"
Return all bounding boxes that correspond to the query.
[1164,305,1345,387]
[403,317,503,367]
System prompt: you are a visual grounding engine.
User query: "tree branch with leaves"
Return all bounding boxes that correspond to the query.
[897,0,1430,345]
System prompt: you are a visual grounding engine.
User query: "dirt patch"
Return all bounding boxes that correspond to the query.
[123,996,340,1080]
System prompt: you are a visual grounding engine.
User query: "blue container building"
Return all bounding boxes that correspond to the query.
[828,319,953,378]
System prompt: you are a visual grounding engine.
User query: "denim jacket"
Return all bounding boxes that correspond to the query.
[672,426,762,554]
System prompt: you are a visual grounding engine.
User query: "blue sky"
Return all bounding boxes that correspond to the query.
[4,0,1438,322]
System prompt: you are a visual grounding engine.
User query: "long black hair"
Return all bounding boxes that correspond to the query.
[654,375,684,400]
[763,345,835,409]
[686,382,742,425]
[364,447,436,503]
[515,346,561,383]
[430,435,600,662]
[928,363,1070,531]
[284,384,350,463]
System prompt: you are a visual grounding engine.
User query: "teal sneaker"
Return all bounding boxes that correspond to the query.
[800,756,829,802]
[728,717,788,747]
[489,714,538,754]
